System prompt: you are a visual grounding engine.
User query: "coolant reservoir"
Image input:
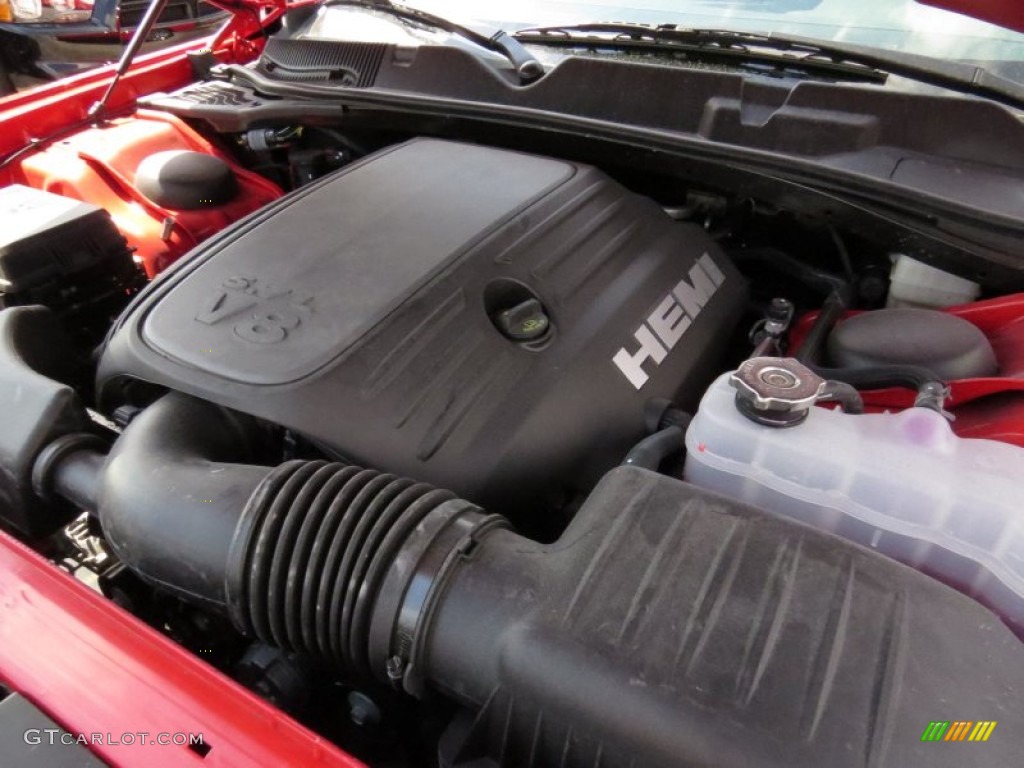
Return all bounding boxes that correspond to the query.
[684,370,1024,637]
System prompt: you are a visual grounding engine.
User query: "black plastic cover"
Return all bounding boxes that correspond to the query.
[134,150,239,210]
[426,467,1024,768]
[99,139,746,513]
[256,38,387,86]
[827,308,999,379]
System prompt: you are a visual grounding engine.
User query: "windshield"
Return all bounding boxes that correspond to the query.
[404,0,1024,76]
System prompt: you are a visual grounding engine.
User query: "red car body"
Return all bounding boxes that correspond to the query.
[0,532,363,767]
[919,0,1024,33]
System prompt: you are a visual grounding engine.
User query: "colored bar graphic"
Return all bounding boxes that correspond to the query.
[968,722,997,742]
[921,722,950,741]
[944,721,972,741]
[922,721,996,742]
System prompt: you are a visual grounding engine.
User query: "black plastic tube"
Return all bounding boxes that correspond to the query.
[32,433,107,510]
[98,393,272,609]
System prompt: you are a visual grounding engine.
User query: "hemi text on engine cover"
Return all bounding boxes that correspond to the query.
[613,253,726,389]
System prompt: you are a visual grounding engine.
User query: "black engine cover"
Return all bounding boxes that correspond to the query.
[99,139,745,512]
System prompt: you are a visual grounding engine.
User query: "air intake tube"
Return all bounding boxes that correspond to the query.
[41,389,508,681]
[97,393,271,609]
[223,457,503,678]
[21,374,1024,767]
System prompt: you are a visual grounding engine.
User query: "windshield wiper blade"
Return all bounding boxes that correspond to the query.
[513,23,1024,109]
[325,0,543,83]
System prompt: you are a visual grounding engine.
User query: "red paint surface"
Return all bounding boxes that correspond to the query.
[917,0,1024,34]
[0,530,364,768]
[790,293,1024,445]
[0,5,281,163]
[10,110,281,276]
[0,46,197,162]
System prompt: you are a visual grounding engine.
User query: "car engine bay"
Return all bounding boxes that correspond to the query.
[2,7,1024,765]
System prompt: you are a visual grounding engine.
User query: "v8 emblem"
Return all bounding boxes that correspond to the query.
[195,276,314,345]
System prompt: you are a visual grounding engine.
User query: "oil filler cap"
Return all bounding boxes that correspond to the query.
[494,298,550,341]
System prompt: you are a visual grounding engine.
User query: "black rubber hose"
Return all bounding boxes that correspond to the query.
[787,286,941,390]
[622,423,689,470]
[730,247,848,296]
[810,363,941,391]
[820,381,865,414]
[795,288,850,364]
[224,459,492,677]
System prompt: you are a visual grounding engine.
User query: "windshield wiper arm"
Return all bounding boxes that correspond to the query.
[513,23,1024,109]
[326,0,543,83]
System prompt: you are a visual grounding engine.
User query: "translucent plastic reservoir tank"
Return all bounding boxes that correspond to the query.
[684,373,1024,637]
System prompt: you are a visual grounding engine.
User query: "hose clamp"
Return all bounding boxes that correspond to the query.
[385,504,507,697]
